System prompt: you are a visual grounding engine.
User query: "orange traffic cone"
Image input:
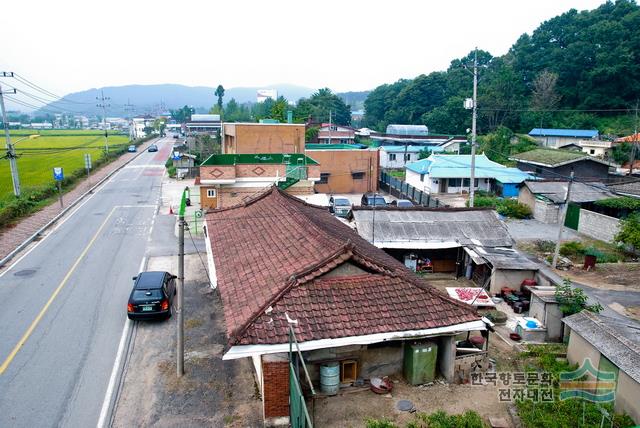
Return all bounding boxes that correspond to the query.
[169,205,173,215]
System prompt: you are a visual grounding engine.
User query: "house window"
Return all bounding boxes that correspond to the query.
[340,139,348,144]
[389,153,397,161]
[420,174,425,182]
[463,178,470,187]
[590,149,595,155]
[404,153,411,161]
[207,189,217,198]
[449,178,462,187]
[318,172,330,184]
[351,171,365,180]
[330,125,337,131]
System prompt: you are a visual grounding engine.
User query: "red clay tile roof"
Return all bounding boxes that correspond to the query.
[205,186,479,346]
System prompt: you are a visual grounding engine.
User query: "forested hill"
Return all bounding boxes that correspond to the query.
[364,0,640,136]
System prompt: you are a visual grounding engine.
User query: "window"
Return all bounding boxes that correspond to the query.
[404,153,411,161]
[449,178,462,187]
[389,153,397,161]
[351,171,365,180]
[207,189,217,198]
[319,172,330,184]
[463,178,470,187]
[590,149,595,154]
[420,174,425,182]
[330,125,337,131]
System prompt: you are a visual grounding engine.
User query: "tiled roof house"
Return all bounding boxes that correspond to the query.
[204,186,488,425]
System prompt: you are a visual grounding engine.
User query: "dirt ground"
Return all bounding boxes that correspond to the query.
[112,254,262,427]
[311,338,519,428]
[560,263,640,291]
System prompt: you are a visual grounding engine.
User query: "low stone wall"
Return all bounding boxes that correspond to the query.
[577,209,620,243]
[533,200,559,224]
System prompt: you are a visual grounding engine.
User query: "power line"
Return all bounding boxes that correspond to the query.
[12,73,94,105]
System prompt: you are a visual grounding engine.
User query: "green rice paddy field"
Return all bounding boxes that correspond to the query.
[0,130,130,202]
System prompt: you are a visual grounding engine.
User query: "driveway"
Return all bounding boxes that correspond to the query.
[505,219,582,242]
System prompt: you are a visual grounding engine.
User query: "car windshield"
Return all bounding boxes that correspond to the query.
[370,197,386,205]
[132,289,162,300]
[397,201,413,207]
[334,198,351,206]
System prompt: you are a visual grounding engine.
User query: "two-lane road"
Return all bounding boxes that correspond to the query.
[0,137,174,427]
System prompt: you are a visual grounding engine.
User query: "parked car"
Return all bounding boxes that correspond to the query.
[173,134,179,139]
[127,271,176,320]
[329,196,352,217]
[391,199,414,207]
[361,193,388,207]
[127,145,137,152]
[147,144,158,152]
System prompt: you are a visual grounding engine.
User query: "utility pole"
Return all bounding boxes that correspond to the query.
[177,188,187,377]
[0,74,21,197]
[628,102,638,176]
[469,48,478,208]
[96,90,110,153]
[328,109,332,144]
[552,170,574,269]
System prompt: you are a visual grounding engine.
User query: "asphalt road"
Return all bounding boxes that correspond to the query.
[0,136,178,427]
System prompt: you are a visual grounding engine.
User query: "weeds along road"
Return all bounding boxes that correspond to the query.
[0,137,173,427]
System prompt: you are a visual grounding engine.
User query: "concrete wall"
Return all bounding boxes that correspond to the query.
[224,123,305,154]
[566,330,602,370]
[577,209,620,243]
[489,269,537,294]
[529,295,564,342]
[534,200,560,224]
[437,336,456,383]
[307,149,379,194]
[615,371,640,424]
[380,150,420,169]
[454,352,489,384]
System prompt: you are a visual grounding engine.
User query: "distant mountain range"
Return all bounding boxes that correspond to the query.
[37,84,369,117]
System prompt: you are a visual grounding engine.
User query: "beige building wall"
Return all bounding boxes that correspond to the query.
[566,330,602,368]
[223,123,305,154]
[307,149,379,194]
[615,371,640,424]
[489,269,536,294]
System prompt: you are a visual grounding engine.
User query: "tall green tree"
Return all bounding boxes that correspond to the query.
[214,85,225,111]
[295,88,351,125]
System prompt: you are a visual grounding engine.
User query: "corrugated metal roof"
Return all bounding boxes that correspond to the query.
[406,154,533,183]
[351,208,513,248]
[473,246,539,270]
[563,311,640,383]
[608,180,640,197]
[523,181,615,203]
[529,128,599,138]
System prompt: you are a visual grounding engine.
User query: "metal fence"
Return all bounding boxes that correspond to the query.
[379,171,443,208]
[289,325,314,428]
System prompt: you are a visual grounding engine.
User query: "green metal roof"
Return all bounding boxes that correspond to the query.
[200,153,318,166]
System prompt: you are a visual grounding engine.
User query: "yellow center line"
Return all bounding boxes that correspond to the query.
[0,206,118,375]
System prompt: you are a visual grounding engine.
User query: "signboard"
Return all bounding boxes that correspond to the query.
[84,153,92,170]
[173,151,181,161]
[53,167,64,181]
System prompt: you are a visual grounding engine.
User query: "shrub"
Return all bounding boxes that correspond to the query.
[615,212,640,250]
[167,166,177,177]
[594,197,640,211]
[469,196,499,208]
[534,240,555,253]
[584,247,621,263]
[559,241,585,257]
[496,199,532,219]
[366,418,398,428]
[409,410,487,428]
[555,278,603,315]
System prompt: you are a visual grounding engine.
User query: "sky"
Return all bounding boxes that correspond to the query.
[0,0,607,98]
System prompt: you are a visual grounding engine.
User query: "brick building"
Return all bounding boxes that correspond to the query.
[305,144,379,194]
[204,187,488,426]
[223,123,305,154]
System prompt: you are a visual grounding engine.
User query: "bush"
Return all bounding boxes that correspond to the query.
[584,247,621,263]
[496,199,532,219]
[469,196,499,208]
[366,418,398,428]
[534,240,555,253]
[409,410,487,428]
[594,197,640,211]
[615,212,640,250]
[559,241,585,257]
[167,166,177,177]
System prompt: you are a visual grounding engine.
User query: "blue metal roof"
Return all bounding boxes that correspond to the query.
[529,128,599,138]
[405,154,534,184]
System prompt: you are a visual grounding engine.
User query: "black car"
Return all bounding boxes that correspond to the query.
[360,192,387,207]
[147,144,158,152]
[127,271,176,320]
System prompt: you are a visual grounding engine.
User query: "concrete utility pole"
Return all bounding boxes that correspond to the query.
[0,77,21,197]
[552,170,574,269]
[96,90,110,153]
[628,102,638,176]
[176,188,187,377]
[469,48,479,208]
[328,109,332,144]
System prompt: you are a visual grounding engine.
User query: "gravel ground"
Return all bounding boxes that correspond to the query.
[112,254,261,427]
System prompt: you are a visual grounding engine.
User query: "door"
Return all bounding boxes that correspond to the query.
[438,179,447,194]
[564,203,580,230]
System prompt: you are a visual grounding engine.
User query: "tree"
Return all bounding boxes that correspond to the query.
[418,148,432,160]
[170,105,194,123]
[270,96,289,123]
[555,278,603,316]
[295,88,351,125]
[615,212,640,250]
[215,85,225,111]
[611,141,633,164]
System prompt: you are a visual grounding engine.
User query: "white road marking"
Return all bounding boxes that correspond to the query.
[96,255,145,428]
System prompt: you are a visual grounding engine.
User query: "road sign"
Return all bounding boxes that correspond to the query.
[53,167,64,181]
[194,210,203,218]
[84,153,92,170]
[173,151,181,161]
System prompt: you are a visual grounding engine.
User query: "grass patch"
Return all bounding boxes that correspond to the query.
[185,318,204,329]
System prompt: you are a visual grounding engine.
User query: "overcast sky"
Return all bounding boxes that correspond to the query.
[0,0,606,97]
